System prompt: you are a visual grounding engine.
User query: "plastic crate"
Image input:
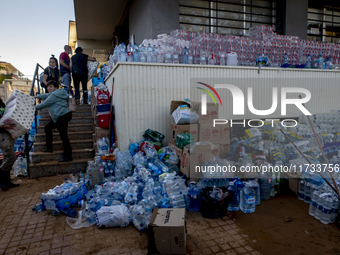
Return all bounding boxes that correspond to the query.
[92,77,105,86]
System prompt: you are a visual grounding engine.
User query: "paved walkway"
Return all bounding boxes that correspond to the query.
[0,175,261,255]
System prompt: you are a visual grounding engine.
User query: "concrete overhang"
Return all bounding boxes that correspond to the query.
[73,0,128,41]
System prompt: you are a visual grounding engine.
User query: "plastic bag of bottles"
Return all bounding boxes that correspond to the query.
[143,129,165,143]
[95,205,132,228]
[97,137,110,155]
[176,133,194,149]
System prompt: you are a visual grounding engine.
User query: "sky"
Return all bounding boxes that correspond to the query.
[0,0,75,79]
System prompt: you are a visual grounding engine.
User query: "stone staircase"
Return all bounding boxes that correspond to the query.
[29,104,95,178]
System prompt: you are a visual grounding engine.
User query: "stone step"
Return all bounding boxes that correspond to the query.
[39,110,92,119]
[39,116,93,126]
[35,131,94,143]
[39,104,91,113]
[37,123,94,133]
[29,158,94,178]
[33,139,93,152]
[30,148,94,163]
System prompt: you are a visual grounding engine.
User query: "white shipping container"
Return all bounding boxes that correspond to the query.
[105,63,340,150]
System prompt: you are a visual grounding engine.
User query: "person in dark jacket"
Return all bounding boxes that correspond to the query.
[42,56,60,93]
[70,47,96,105]
[0,98,20,190]
[35,80,73,162]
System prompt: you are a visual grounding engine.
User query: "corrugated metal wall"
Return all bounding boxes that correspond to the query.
[105,63,340,150]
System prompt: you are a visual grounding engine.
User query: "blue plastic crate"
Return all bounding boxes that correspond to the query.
[92,77,105,86]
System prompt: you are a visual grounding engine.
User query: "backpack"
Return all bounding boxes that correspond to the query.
[40,67,51,87]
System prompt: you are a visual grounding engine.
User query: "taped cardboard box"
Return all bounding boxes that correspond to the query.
[220,124,230,140]
[148,208,186,255]
[191,102,219,124]
[169,122,198,144]
[180,144,212,179]
[199,123,220,143]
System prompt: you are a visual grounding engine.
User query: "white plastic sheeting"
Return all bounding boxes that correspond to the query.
[105,63,340,150]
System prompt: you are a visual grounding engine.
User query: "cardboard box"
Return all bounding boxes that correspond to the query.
[148,208,186,255]
[170,101,192,125]
[219,143,230,158]
[95,127,110,141]
[220,124,230,140]
[199,123,220,143]
[169,123,199,144]
[191,102,219,124]
[180,144,212,179]
[168,143,183,159]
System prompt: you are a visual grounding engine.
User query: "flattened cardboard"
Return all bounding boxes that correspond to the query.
[148,209,186,255]
[199,123,220,143]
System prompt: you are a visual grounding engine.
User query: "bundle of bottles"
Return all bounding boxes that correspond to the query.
[102,25,340,76]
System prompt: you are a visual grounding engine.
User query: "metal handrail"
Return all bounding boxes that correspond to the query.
[25,63,44,177]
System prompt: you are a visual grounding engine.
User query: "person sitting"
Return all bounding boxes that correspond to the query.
[42,56,60,93]
[35,80,73,162]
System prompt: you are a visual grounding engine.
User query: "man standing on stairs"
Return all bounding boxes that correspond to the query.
[59,45,72,93]
[70,47,96,105]
[0,98,20,190]
[35,80,73,162]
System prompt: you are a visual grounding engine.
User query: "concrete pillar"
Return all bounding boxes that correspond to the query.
[285,0,308,40]
[129,0,179,44]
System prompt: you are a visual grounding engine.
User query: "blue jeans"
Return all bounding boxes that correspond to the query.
[61,73,71,93]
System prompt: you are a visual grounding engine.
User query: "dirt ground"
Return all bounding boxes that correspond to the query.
[0,174,339,255]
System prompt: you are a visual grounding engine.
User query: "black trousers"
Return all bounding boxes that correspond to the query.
[73,73,88,101]
[45,112,72,157]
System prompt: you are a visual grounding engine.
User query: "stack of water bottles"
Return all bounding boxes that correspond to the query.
[298,179,340,225]
[105,25,340,71]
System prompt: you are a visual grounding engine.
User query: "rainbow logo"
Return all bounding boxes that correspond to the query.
[196,82,223,106]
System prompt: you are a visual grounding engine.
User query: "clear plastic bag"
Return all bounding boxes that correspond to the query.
[95,205,132,228]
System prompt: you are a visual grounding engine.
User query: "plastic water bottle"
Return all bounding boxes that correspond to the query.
[151,45,157,63]
[248,179,260,205]
[330,195,339,223]
[315,53,324,69]
[228,179,242,211]
[188,50,193,64]
[240,182,256,213]
[164,48,172,63]
[156,45,163,63]
[306,54,311,68]
[182,46,189,64]
[304,181,311,203]
[325,57,333,69]
[133,43,139,62]
[146,44,153,63]
[119,43,126,62]
[308,189,319,216]
[139,44,146,62]
[314,193,324,220]
[283,53,288,64]
[173,49,179,64]
[200,48,206,65]
[320,195,333,224]
[219,49,226,66]
[298,180,305,200]
[187,182,201,211]
[126,43,133,62]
